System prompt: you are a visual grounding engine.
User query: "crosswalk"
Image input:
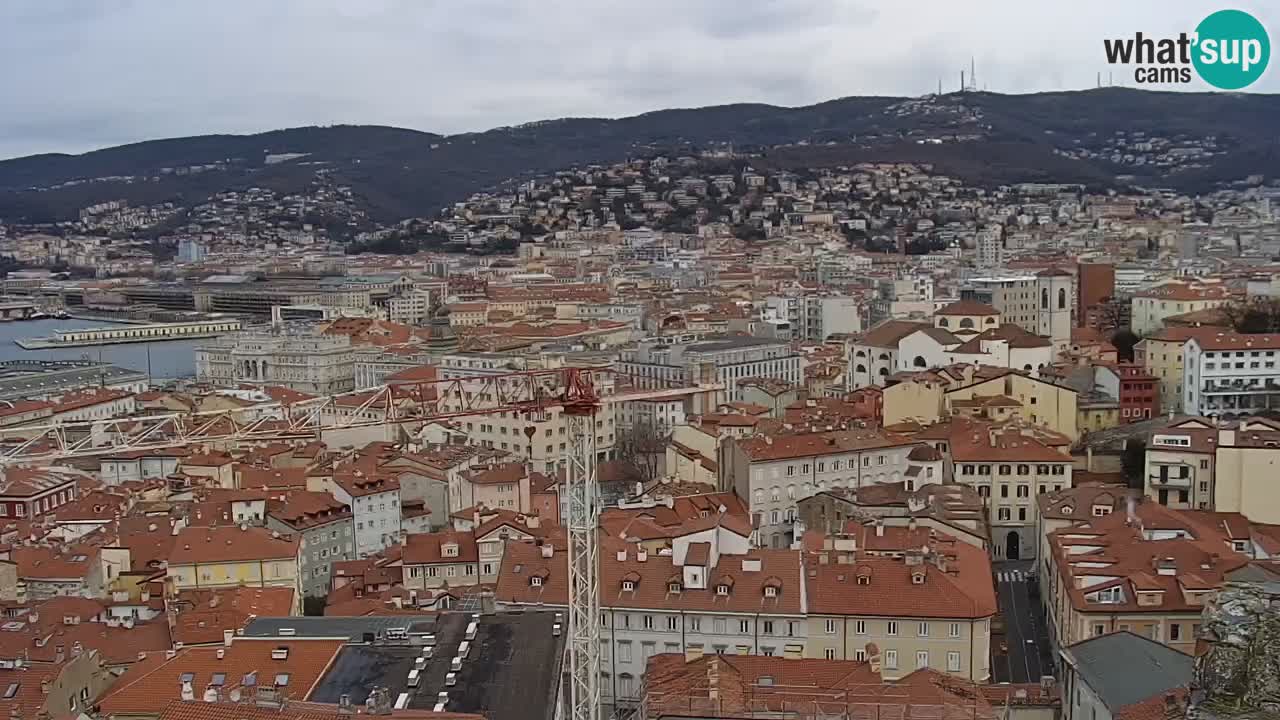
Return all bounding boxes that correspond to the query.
[997,569,1028,583]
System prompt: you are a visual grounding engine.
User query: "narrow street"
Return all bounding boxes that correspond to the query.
[991,560,1055,684]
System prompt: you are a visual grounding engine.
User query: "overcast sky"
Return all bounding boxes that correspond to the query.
[1,0,1276,160]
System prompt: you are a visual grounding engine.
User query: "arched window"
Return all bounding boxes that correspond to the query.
[878,367,889,376]
[855,364,867,373]
[985,317,996,325]
[1041,288,1049,309]
[1023,364,1033,371]
[1058,288,1067,309]
[913,356,928,368]
[959,318,974,329]
[878,353,890,361]
[937,317,949,327]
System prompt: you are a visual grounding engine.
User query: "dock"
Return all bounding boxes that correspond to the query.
[15,319,243,349]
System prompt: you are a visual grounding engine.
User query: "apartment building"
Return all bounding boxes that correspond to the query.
[803,524,995,681]
[0,465,82,520]
[1042,499,1254,655]
[329,469,402,557]
[1143,418,1218,511]
[765,294,864,342]
[1183,332,1280,417]
[1033,485,1141,587]
[265,491,354,598]
[642,653,1000,720]
[402,530,480,590]
[496,532,807,710]
[1130,281,1230,337]
[453,462,536,513]
[620,336,803,404]
[964,270,1073,349]
[950,426,1074,561]
[719,429,924,548]
[1209,418,1280,525]
[1135,327,1220,414]
[195,331,356,394]
[944,369,1080,441]
[165,526,302,606]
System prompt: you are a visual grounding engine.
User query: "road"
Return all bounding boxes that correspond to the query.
[991,560,1055,684]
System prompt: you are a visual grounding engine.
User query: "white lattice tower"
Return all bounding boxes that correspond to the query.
[565,406,602,720]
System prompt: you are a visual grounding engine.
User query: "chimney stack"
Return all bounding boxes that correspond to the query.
[707,656,721,702]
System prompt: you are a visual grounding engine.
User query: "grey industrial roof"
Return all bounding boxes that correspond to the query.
[0,363,146,401]
[243,615,438,642]
[686,336,789,354]
[1066,631,1193,711]
[303,611,565,720]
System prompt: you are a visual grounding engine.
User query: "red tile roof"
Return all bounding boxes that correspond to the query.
[168,525,300,565]
[98,638,346,716]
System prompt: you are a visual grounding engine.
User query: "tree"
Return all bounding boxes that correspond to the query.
[1111,328,1141,362]
[613,420,666,485]
[302,595,327,616]
[1220,297,1280,334]
[1121,438,1146,490]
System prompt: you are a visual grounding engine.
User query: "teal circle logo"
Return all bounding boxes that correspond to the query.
[1192,9,1270,90]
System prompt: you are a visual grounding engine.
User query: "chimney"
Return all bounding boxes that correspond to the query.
[1126,495,1138,525]
[875,520,884,537]
[223,629,234,647]
[865,643,882,676]
[707,656,721,702]
[39,679,49,695]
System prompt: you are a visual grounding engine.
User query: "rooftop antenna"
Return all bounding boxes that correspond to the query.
[1097,71,1101,88]
[960,70,965,93]
[971,56,976,91]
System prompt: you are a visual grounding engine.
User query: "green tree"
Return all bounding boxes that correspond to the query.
[1122,438,1147,490]
[1111,329,1141,362]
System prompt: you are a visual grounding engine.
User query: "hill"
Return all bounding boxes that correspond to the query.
[1,89,1278,224]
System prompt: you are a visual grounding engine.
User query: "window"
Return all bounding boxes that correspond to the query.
[886,621,898,636]
[916,651,929,669]
[1093,624,1106,636]
[739,620,750,634]
[688,617,701,632]
[825,619,837,635]
[667,616,679,631]
[947,651,961,672]
[855,620,866,634]
[643,615,654,630]
[1170,623,1182,641]
[617,642,632,663]
[997,508,1011,521]
[786,466,796,477]
[884,650,898,669]
[824,648,837,660]
[274,674,290,687]
[949,623,960,638]
[622,581,635,592]
[762,620,774,635]
[917,622,929,637]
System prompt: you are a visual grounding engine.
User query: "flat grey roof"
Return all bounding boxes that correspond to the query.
[301,611,565,720]
[243,615,438,642]
[1066,631,1193,711]
[686,336,788,353]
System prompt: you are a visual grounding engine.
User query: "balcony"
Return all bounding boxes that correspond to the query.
[1149,467,1192,488]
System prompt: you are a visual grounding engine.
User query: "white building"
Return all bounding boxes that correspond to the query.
[1183,332,1280,417]
[620,336,803,404]
[330,471,403,557]
[195,332,356,394]
[965,269,1072,349]
[719,429,925,548]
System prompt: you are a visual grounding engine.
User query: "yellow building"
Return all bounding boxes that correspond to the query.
[165,526,301,611]
[1135,328,1221,414]
[933,299,1001,334]
[1130,282,1230,337]
[1212,418,1280,525]
[945,370,1079,441]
